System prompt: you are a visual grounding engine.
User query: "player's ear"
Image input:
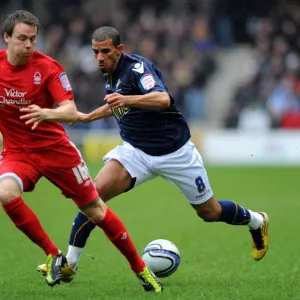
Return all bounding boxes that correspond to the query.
[117,44,124,53]
[3,32,11,44]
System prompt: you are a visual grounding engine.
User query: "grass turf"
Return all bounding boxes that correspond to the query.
[0,165,299,299]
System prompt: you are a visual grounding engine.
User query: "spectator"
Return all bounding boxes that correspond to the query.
[225,0,300,129]
[1,0,219,127]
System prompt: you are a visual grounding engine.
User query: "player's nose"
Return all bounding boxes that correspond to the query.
[96,53,105,63]
[24,40,32,49]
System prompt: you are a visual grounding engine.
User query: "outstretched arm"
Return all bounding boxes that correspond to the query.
[75,104,114,124]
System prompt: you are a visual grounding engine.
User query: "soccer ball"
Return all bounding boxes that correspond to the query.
[142,239,180,278]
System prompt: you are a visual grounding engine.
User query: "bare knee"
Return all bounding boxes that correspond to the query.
[94,180,110,202]
[0,178,22,204]
[193,197,222,222]
[80,197,107,224]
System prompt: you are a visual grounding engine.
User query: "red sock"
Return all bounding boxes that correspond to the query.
[96,208,145,274]
[2,196,59,257]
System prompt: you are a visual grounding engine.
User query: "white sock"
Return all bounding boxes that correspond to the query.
[248,210,263,230]
[66,245,83,269]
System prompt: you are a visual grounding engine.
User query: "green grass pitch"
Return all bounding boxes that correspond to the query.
[0,164,299,299]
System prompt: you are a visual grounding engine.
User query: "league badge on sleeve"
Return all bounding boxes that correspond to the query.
[59,72,72,91]
[140,74,156,90]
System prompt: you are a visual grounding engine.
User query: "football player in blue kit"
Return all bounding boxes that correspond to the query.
[38,26,269,282]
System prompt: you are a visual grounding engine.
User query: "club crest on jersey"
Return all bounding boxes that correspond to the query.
[33,71,41,85]
[140,74,156,90]
[59,72,72,91]
[112,106,130,120]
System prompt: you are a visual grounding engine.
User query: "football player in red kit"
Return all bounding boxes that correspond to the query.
[0,10,162,292]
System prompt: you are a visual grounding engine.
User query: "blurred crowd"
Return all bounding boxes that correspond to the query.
[225,0,300,130]
[3,0,295,131]
[1,0,224,129]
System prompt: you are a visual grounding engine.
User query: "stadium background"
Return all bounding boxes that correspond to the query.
[2,0,300,164]
[0,1,300,299]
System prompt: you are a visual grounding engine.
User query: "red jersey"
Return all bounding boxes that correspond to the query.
[0,50,74,151]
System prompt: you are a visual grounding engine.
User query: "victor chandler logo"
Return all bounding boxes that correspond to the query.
[0,88,32,105]
[4,88,27,98]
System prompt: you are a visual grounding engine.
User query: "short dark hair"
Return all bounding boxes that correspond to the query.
[2,10,40,36]
[92,26,121,47]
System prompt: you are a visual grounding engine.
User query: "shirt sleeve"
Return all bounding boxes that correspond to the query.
[130,61,166,95]
[46,60,74,103]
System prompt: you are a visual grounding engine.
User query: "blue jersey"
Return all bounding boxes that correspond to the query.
[104,53,191,156]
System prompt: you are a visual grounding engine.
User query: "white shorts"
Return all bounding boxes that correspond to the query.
[103,140,213,205]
